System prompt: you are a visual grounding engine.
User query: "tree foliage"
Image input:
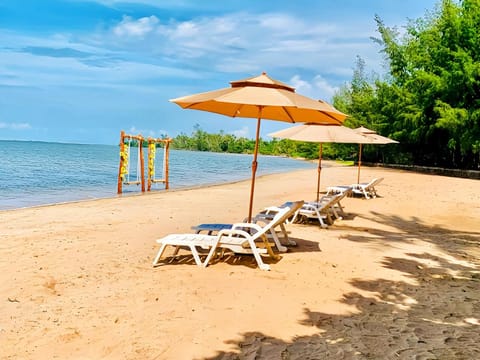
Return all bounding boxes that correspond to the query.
[335,0,480,169]
[170,124,327,160]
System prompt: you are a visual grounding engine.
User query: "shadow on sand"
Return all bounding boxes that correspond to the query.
[199,212,480,359]
[154,236,321,270]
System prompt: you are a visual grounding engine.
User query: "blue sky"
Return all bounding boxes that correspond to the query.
[0,0,439,145]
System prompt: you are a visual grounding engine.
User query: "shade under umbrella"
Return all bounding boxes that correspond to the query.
[269,123,370,201]
[170,72,348,221]
[354,126,398,184]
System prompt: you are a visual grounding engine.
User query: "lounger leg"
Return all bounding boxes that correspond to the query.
[330,206,340,220]
[247,236,271,271]
[268,229,288,252]
[315,209,328,228]
[172,246,181,256]
[336,201,346,217]
[291,211,299,224]
[188,244,204,267]
[279,223,296,246]
[152,243,168,267]
[364,189,370,199]
[202,239,220,268]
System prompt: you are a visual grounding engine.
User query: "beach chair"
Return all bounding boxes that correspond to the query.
[313,190,350,220]
[326,185,353,196]
[351,177,383,199]
[192,201,304,252]
[291,194,343,228]
[153,202,302,271]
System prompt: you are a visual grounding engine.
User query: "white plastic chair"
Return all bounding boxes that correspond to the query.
[153,201,304,271]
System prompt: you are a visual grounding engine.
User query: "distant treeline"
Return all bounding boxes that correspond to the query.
[170,125,362,162]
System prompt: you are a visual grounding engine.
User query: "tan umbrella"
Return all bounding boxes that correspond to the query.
[269,123,370,202]
[354,126,398,184]
[170,72,348,221]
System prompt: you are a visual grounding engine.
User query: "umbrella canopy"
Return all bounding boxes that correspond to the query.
[269,123,370,201]
[354,126,399,184]
[170,72,348,221]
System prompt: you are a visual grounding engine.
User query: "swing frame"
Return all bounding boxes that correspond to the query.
[147,137,172,191]
[117,131,145,194]
[117,130,172,194]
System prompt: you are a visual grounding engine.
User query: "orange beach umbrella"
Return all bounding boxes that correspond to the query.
[354,126,398,184]
[170,72,348,221]
[269,123,370,202]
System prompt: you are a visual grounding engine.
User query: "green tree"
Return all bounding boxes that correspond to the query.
[371,0,480,168]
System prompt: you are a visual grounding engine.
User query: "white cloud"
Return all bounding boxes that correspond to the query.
[288,74,338,102]
[0,122,31,130]
[1,10,377,87]
[312,74,339,99]
[113,15,159,38]
[127,126,170,138]
[232,126,249,138]
[289,75,312,94]
[101,12,380,80]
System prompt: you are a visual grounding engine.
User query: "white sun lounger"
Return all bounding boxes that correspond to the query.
[291,194,345,228]
[351,177,384,199]
[152,201,304,271]
[191,201,304,252]
[326,185,353,196]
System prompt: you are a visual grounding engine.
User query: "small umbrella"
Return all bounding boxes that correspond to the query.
[170,72,348,221]
[354,126,398,184]
[269,123,370,202]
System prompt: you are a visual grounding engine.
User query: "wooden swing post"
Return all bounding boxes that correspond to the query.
[164,139,171,190]
[117,130,125,194]
[147,137,172,191]
[139,136,145,192]
[117,131,146,194]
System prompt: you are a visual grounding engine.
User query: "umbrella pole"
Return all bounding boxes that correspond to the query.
[357,143,363,184]
[248,108,263,222]
[316,143,323,202]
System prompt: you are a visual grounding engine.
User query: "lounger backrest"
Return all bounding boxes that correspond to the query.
[369,177,384,188]
[252,200,304,239]
[317,196,338,210]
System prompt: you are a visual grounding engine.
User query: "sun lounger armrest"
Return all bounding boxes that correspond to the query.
[217,228,252,240]
[300,203,320,211]
[260,206,283,214]
[230,222,263,233]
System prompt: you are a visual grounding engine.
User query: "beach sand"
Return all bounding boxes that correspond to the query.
[1,162,480,359]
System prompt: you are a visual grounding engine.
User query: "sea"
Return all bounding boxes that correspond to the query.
[0,140,315,210]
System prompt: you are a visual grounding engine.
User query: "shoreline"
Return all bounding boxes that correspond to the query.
[0,167,312,213]
[0,154,319,212]
[1,163,479,359]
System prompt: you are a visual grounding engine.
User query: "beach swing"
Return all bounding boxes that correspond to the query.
[123,138,142,186]
[117,131,172,194]
[147,137,172,191]
[117,131,145,194]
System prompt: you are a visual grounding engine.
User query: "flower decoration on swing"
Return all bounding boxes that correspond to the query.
[148,143,156,178]
[119,144,129,182]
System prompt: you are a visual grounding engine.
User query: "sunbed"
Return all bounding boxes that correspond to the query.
[351,177,383,199]
[152,201,304,271]
[191,201,304,252]
[326,177,383,199]
[291,194,345,227]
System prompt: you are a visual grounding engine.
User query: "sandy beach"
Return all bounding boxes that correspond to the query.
[1,162,480,359]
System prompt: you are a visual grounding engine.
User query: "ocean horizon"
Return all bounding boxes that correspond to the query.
[0,140,316,211]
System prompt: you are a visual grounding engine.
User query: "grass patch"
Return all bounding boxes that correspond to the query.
[335,160,355,166]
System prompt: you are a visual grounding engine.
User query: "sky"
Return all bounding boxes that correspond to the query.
[0,0,439,145]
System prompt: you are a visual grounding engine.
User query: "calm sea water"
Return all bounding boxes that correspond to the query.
[0,140,315,210]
